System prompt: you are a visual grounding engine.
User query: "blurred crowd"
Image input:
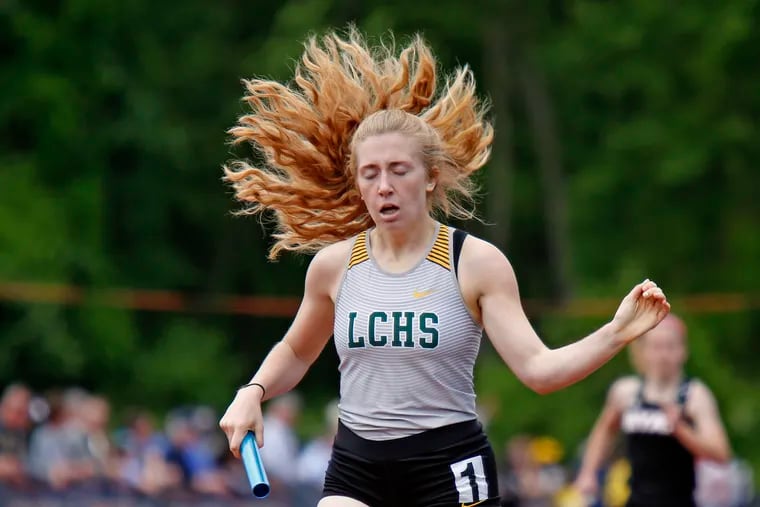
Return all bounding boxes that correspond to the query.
[0,382,755,507]
[0,382,333,506]
[497,432,755,507]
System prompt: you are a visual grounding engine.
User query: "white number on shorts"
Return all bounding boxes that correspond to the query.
[449,455,488,503]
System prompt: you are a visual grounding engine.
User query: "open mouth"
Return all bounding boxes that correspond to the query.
[380,204,399,216]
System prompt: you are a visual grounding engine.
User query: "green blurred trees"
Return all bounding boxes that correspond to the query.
[1,0,758,471]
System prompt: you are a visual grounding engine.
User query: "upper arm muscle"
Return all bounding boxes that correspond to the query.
[282,241,349,365]
[458,237,547,384]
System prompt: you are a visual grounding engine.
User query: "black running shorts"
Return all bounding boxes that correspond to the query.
[322,419,500,507]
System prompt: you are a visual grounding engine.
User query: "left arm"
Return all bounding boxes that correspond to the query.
[666,381,732,463]
[459,237,670,394]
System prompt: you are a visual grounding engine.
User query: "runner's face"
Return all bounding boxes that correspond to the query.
[641,324,686,380]
[355,132,436,229]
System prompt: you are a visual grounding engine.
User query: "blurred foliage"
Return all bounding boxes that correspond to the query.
[1,0,758,476]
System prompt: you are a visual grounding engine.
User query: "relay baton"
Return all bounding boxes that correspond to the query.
[241,431,270,498]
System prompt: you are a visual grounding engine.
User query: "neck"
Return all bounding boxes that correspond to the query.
[647,371,683,392]
[371,216,437,261]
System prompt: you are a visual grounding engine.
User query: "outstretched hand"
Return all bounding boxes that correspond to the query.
[611,279,670,344]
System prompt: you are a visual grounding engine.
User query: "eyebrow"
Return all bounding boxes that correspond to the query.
[359,160,411,168]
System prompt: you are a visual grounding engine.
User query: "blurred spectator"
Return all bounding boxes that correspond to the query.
[601,457,632,507]
[117,408,181,495]
[27,388,99,490]
[499,434,565,507]
[0,383,32,489]
[117,409,169,457]
[0,382,755,507]
[295,399,339,506]
[259,392,302,505]
[696,458,755,507]
[220,450,250,498]
[81,395,114,473]
[164,407,229,497]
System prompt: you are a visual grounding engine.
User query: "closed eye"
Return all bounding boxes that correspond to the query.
[390,162,410,175]
[360,167,378,179]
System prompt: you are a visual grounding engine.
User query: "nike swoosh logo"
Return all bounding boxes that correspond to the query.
[412,289,436,299]
[461,500,487,507]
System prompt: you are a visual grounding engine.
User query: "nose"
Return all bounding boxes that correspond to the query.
[377,170,393,196]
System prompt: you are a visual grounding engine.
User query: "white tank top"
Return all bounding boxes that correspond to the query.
[333,223,483,440]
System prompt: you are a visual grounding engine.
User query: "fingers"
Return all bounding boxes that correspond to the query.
[219,419,237,458]
[639,279,658,296]
[632,279,670,314]
[218,394,264,458]
[627,279,649,300]
[642,286,665,300]
[639,279,669,305]
[643,288,666,305]
[614,279,671,341]
[219,419,232,443]
[638,279,671,325]
[219,421,264,458]
[657,300,672,321]
[628,278,661,301]
[229,428,247,459]
[254,421,265,448]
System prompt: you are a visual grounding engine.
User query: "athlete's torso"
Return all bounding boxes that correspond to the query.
[333,223,483,440]
[621,377,696,507]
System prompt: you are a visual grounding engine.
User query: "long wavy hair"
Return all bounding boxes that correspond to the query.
[224,27,493,259]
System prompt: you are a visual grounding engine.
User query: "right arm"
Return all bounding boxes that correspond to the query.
[574,377,637,496]
[219,241,348,455]
[242,253,339,402]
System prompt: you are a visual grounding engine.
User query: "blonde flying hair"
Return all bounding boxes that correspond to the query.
[224,27,493,259]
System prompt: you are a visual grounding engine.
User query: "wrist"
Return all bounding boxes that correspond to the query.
[238,381,266,400]
[604,321,631,349]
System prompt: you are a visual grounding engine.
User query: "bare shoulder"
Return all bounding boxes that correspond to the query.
[457,233,515,290]
[306,238,353,299]
[311,238,353,273]
[459,233,510,267]
[454,233,517,322]
[686,378,718,410]
[608,375,640,409]
[688,378,713,396]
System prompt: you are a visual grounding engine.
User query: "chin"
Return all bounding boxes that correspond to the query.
[376,219,404,230]
[373,212,403,226]
[651,370,677,381]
